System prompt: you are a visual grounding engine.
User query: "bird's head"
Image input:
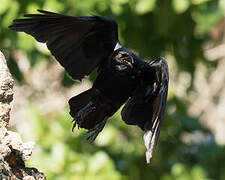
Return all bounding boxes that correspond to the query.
[113,50,134,73]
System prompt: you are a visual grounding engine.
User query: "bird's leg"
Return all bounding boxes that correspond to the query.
[86,117,108,142]
[72,101,96,131]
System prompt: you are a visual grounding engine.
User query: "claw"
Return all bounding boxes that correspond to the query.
[71,101,96,132]
[85,117,108,142]
[72,118,77,132]
[72,116,80,132]
[86,131,99,142]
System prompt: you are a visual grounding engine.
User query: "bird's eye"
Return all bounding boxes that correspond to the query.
[117,53,130,58]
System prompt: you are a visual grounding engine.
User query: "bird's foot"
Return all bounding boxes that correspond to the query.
[72,101,96,132]
[86,117,108,142]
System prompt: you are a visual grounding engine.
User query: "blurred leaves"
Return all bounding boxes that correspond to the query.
[170,164,207,180]
[192,1,224,36]
[25,107,123,179]
[135,0,156,14]
[0,0,11,15]
[2,0,19,28]
[172,0,190,14]
[17,34,36,52]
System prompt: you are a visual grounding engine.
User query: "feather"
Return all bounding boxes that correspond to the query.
[9,10,118,80]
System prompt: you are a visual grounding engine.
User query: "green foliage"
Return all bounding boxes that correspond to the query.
[1,0,225,179]
[172,0,190,14]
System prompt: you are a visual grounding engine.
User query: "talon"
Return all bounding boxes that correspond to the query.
[86,127,95,134]
[72,117,78,132]
[85,117,108,141]
[72,115,82,132]
[86,132,98,142]
[71,101,96,132]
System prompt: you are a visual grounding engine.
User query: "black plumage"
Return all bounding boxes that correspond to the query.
[9,10,169,163]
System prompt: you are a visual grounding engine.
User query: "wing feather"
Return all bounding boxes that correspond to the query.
[121,57,169,163]
[9,10,118,80]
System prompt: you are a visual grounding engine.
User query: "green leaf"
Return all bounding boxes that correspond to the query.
[110,3,123,15]
[43,0,64,12]
[192,4,223,35]
[26,3,40,13]
[171,163,186,176]
[219,0,225,13]
[0,0,11,15]
[2,1,19,28]
[17,33,35,52]
[191,165,207,179]
[135,0,156,14]
[172,0,190,14]
[191,0,211,5]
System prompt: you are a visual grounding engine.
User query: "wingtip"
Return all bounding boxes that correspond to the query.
[37,9,51,14]
[37,9,46,13]
[8,25,12,30]
[8,24,17,30]
[146,151,152,164]
[37,9,59,15]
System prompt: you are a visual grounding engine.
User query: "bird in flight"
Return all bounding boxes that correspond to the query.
[9,10,169,163]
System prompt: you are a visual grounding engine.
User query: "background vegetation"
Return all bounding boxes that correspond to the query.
[1,0,225,179]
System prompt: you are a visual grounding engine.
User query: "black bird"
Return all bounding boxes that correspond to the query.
[9,10,169,163]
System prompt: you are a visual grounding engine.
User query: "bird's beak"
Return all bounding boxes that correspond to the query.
[123,60,133,68]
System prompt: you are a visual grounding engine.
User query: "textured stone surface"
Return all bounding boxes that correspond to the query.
[0,51,46,180]
[0,51,14,127]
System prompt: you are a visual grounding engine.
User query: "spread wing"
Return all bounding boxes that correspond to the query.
[9,10,118,80]
[121,57,169,163]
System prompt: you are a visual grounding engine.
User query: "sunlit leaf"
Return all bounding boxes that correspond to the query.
[191,0,211,5]
[2,1,19,28]
[172,0,190,14]
[191,165,207,179]
[110,3,123,15]
[26,3,40,13]
[219,0,225,14]
[95,126,117,146]
[135,0,156,14]
[0,0,11,15]
[171,163,186,176]
[50,141,66,173]
[17,33,35,52]
[192,6,223,35]
[35,42,50,55]
[43,0,64,12]
[112,0,129,4]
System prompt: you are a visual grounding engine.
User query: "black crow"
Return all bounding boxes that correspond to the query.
[9,10,169,163]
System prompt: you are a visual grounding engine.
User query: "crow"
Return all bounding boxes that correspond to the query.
[9,10,169,163]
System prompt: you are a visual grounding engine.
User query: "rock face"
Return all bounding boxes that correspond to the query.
[0,51,46,180]
[0,51,14,128]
